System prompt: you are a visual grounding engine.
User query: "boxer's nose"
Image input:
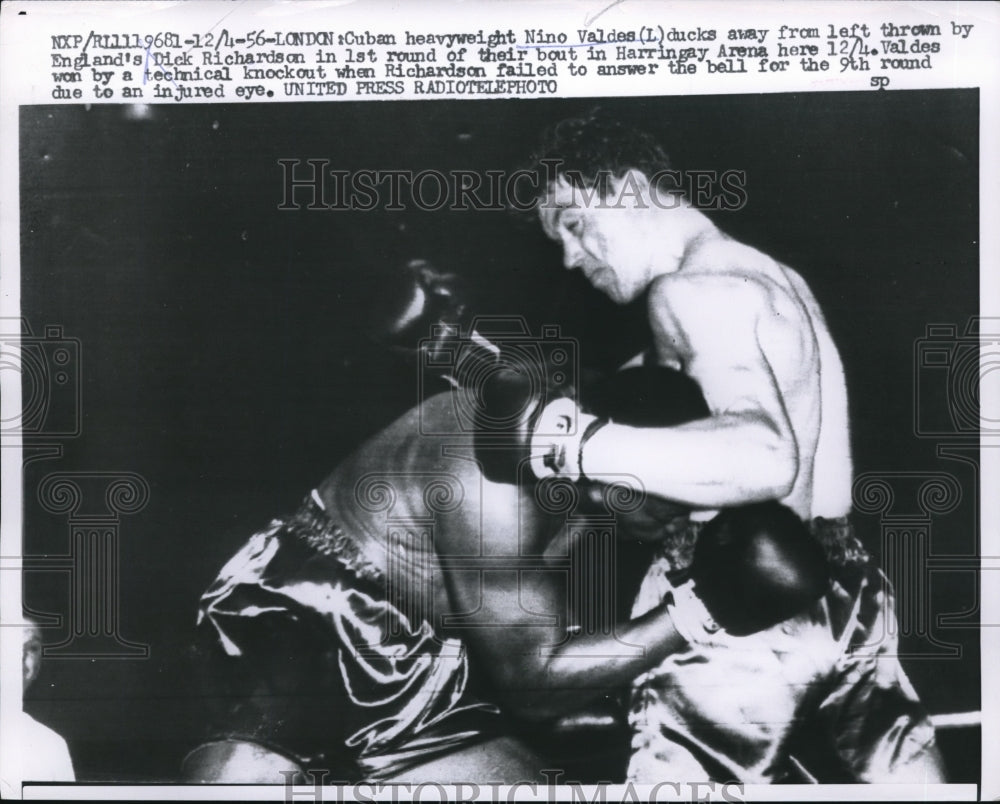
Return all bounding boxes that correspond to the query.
[561,237,584,271]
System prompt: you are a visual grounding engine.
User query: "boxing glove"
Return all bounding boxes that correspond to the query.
[473,365,552,484]
[583,364,710,430]
[689,501,829,636]
[380,259,468,351]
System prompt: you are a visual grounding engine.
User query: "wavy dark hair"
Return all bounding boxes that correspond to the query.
[526,109,674,201]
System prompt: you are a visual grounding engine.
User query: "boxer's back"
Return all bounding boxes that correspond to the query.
[194,391,542,781]
[777,263,853,519]
[318,392,481,613]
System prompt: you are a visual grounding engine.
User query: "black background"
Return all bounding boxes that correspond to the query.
[19,91,980,782]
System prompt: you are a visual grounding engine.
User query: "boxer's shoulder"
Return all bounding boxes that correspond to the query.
[671,235,796,294]
[648,267,814,383]
[648,266,777,330]
[679,229,772,269]
[655,240,809,328]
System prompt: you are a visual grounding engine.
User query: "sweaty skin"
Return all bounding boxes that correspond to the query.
[319,394,682,718]
[191,383,695,783]
[536,165,944,784]
[317,392,689,725]
[538,173,852,521]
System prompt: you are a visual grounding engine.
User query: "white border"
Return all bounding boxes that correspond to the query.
[1,1,996,800]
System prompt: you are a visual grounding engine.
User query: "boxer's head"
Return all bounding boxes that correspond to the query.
[578,365,710,538]
[530,113,679,304]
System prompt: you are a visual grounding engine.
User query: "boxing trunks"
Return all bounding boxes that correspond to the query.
[194,492,502,780]
[627,516,942,783]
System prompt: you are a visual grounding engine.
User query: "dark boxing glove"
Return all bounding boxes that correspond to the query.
[690,501,829,636]
[583,364,710,430]
[473,365,553,485]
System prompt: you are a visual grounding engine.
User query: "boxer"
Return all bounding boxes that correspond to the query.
[185,357,827,783]
[520,111,945,783]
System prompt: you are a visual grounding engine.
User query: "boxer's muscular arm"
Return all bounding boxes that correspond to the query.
[586,273,802,507]
[437,478,686,721]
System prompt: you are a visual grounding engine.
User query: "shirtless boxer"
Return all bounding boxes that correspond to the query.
[181,357,706,782]
[185,333,832,785]
[525,113,945,782]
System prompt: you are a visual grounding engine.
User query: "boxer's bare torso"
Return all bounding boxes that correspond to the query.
[539,172,851,522]
[641,231,852,520]
[309,394,692,780]
[193,398,554,783]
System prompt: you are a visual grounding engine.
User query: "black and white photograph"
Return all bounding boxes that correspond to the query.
[1,2,995,800]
